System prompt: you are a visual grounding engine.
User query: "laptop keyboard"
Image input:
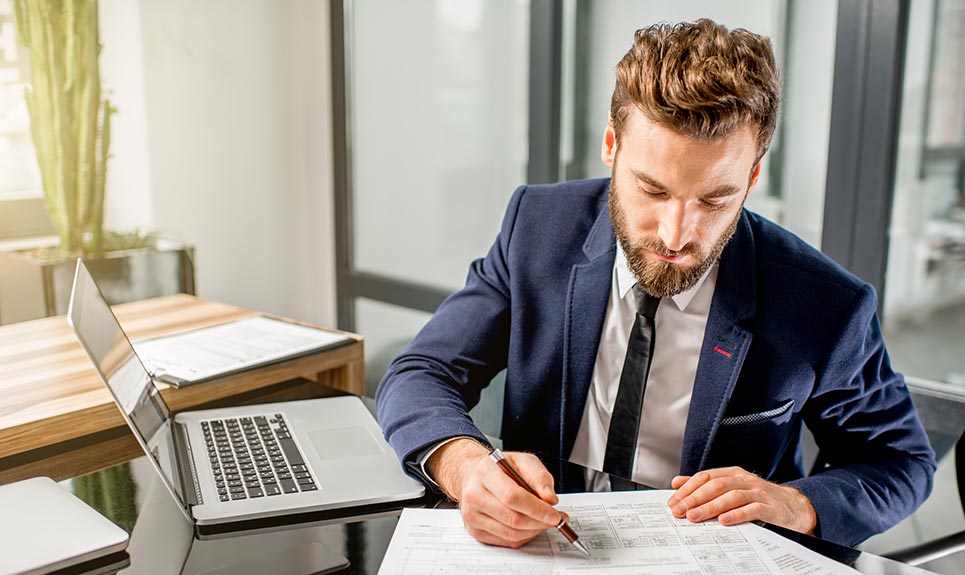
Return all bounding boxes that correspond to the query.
[202,414,317,502]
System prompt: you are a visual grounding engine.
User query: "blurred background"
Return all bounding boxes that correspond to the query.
[0,1,962,570]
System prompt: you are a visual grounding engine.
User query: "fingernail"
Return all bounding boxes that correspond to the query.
[671,503,685,515]
[546,511,560,525]
[688,509,702,521]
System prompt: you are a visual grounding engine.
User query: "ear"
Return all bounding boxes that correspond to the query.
[601,120,617,168]
[747,159,763,196]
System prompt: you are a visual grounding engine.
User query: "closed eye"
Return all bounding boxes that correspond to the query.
[638,186,667,198]
[700,199,727,211]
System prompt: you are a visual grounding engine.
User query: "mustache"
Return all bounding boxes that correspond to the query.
[634,238,700,259]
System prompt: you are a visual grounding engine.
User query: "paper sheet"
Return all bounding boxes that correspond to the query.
[378,490,861,575]
[133,316,351,384]
[753,526,861,575]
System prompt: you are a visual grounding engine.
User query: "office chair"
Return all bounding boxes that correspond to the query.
[883,404,965,566]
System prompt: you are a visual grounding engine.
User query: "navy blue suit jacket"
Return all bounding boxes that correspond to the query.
[376,178,935,546]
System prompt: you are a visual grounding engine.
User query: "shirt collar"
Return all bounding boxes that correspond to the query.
[615,242,716,312]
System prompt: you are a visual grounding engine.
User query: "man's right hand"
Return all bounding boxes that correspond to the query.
[426,438,564,548]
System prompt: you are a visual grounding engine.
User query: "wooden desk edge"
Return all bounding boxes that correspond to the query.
[0,295,366,482]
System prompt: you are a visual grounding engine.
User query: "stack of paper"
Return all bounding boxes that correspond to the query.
[378,490,861,575]
[134,316,352,386]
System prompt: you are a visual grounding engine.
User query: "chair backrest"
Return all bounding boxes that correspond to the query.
[957,428,964,516]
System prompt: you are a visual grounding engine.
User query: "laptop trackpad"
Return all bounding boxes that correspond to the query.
[308,426,385,460]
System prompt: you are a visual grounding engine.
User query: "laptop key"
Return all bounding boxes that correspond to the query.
[296,476,314,486]
[281,479,298,494]
[300,483,318,492]
[265,484,281,496]
[247,487,264,498]
[291,464,308,473]
[278,436,305,466]
[231,492,246,500]
[220,494,230,502]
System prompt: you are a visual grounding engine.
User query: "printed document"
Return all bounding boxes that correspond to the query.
[378,490,860,575]
[134,316,352,386]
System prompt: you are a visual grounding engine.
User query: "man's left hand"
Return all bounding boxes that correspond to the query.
[667,466,817,535]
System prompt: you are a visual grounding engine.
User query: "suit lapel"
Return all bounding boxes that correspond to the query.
[680,211,757,475]
[560,191,615,461]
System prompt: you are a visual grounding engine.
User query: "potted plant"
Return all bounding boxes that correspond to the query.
[0,0,194,324]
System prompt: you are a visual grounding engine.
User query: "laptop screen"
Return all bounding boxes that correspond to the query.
[67,260,186,508]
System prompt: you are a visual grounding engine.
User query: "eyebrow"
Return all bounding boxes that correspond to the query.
[630,168,743,200]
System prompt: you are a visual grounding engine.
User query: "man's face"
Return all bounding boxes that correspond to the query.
[602,109,762,297]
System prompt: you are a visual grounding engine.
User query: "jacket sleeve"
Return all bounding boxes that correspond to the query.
[374,185,527,485]
[786,283,936,547]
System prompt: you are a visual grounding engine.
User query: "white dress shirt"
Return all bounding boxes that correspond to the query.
[419,244,717,489]
[568,244,718,489]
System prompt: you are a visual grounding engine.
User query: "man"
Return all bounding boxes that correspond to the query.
[375,19,935,549]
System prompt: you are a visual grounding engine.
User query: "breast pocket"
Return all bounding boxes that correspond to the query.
[717,399,795,438]
[707,399,799,477]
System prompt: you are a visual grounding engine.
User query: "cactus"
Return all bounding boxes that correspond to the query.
[13,0,114,258]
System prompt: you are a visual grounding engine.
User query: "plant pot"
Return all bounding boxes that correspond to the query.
[0,239,195,325]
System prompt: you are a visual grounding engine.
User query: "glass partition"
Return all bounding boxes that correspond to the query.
[883,0,965,388]
[349,0,530,292]
[560,0,837,248]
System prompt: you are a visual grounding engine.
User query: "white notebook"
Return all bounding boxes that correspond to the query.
[133,316,353,387]
[0,477,129,575]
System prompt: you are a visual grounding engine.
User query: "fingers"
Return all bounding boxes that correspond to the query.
[505,452,559,504]
[717,501,768,526]
[475,471,561,530]
[458,450,562,548]
[463,509,546,548]
[670,470,750,518]
[667,467,745,508]
[666,467,818,535]
[681,485,756,523]
[670,475,690,489]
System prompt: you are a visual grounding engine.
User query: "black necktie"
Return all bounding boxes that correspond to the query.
[602,285,660,481]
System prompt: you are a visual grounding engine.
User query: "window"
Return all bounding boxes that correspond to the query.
[0,0,52,240]
[883,0,965,387]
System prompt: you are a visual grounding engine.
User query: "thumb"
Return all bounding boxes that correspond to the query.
[506,452,558,504]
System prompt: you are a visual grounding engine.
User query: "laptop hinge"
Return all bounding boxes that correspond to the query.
[173,421,204,506]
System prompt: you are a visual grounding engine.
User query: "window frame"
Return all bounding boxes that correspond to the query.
[0,196,54,243]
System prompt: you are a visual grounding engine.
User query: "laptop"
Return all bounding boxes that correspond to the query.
[67,259,425,538]
[0,476,130,575]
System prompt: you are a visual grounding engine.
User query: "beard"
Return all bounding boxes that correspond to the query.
[608,180,742,298]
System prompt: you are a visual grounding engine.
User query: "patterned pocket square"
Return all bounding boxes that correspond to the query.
[720,399,795,427]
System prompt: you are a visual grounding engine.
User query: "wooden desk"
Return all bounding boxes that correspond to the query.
[0,294,364,484]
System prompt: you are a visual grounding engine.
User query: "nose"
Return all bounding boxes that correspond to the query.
[657,200,695,253]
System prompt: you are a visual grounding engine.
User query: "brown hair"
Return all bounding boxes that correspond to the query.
[610,19,781,162]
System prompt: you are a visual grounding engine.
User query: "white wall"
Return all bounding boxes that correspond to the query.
[99,0,336,327]
[100,0,154,233]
